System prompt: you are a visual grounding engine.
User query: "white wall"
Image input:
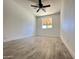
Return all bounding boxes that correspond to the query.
[3,0,36,42]
[36,13,60,37]
[61,0,75,58]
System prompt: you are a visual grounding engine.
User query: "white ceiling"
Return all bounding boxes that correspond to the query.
[13,0,61,16]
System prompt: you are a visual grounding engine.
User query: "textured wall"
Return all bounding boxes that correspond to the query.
[61,0,75,58]
[3,0,36,42]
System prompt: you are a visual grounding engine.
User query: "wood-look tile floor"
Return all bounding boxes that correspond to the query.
[3,36,73,59]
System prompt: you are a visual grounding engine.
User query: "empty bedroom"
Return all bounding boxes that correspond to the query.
[3,0,75,59]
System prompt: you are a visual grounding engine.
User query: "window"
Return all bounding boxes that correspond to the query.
[42,16,52,29]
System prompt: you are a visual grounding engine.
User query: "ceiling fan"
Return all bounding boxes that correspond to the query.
[31,0,50,12]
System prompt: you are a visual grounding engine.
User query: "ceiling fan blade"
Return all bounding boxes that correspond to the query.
[31,5,38,7]
[43,5,50,8]
[42,9,46,12]
[37,8,40,12]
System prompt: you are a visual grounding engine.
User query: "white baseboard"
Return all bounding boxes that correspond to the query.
[3,34,35,42]
[60,35,75,59]
[36,34,60,38]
